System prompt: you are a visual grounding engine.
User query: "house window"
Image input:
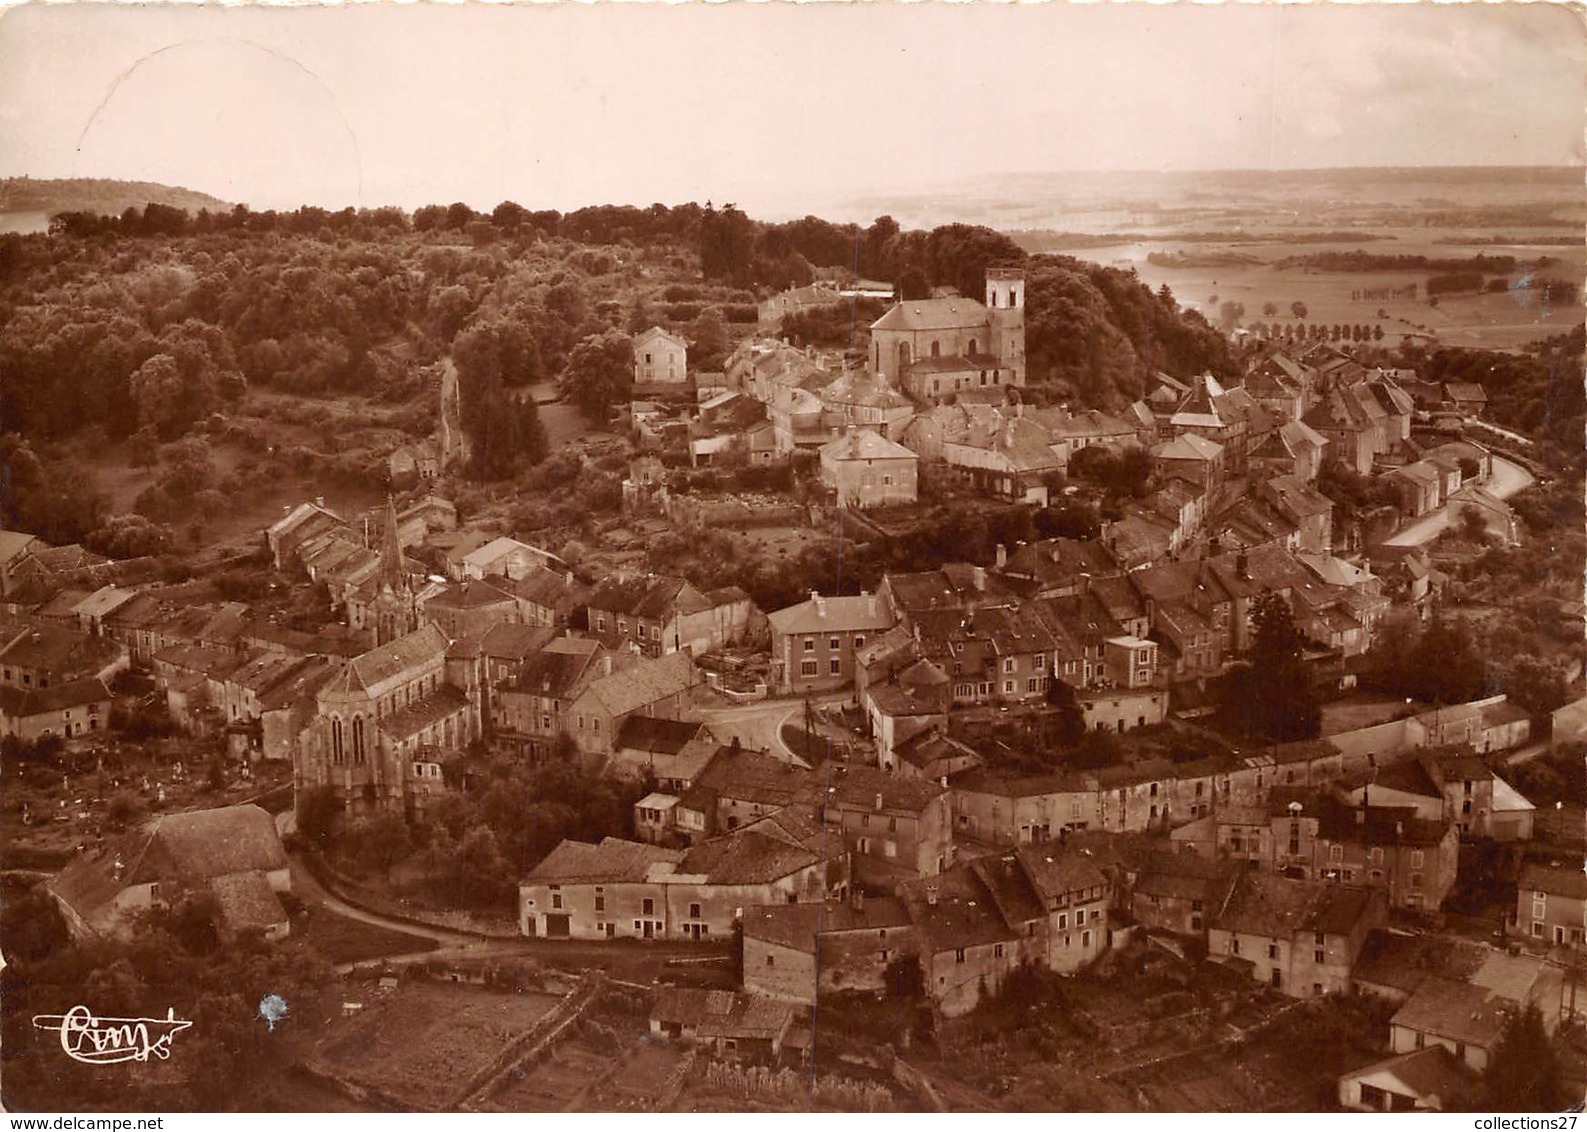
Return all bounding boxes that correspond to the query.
[1410,850,1425,869]
[853,636,865,650]
[595,895,606,912]
[1231,938,1240,956]
[1328,843,1343,862]
[690,903,701,919]
[803,638,814,652]
[642,898,654,916]
[1004,681,1015,694]
[1315,949,1325,964]
[551,893,563,910]
[766,954,775,967]
[801,661,819,676]
[955,948,965,963]
[1057,913,1067,930]
[830,659,841,675]
[830,637,841,651]
[1267,942,1278,960]
[1082,930,1091,948]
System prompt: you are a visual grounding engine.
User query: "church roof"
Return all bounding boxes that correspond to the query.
[870,297,990,334]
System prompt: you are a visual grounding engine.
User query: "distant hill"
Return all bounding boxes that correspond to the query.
[0,177,234,219]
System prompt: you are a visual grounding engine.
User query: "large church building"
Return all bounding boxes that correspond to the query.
[869,267,1026,402]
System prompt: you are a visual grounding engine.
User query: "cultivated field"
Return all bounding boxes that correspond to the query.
[313,982,564,1110]
[1061,230,1585,351]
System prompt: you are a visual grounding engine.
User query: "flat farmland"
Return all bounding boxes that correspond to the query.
[479,1027,681,1112]
[1064,230,1585,351]
[313,982,564,1110]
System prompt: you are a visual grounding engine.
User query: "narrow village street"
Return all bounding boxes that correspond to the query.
[1382,453,1534,547]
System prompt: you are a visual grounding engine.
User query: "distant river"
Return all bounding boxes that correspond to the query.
[0,211,50,235]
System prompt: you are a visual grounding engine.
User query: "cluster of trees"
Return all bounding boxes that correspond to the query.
[1426,271,1487,298]
[1423,325,1585,454]
[0,434,106,544]
[1352,284,1418,302]
[299,745,651,911]
[0,892,336,1111]
[1249,322,1384,344]
[1277,251,1518,274]
[1218,593,1322,742]
[1067,444,1152,502]
[1022,263,1235,408]
[1362,611,1485,704]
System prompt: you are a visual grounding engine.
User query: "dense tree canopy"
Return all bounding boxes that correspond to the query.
[1219,591,1321,741]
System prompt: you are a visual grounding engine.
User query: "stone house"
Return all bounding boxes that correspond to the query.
[563,651,702,756]
[586,574,761,659]
[825,762,952,883]
[48,805,292,941]
[634,326,689,386]
[1515,859,1587,948]
[819,428,919,509]
[767,590,895,695]
[519,829,842,942]
[1207,872,1387,998]
[741,896,915,1004]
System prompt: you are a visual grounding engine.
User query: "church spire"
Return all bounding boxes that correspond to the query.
[380,494,405,589]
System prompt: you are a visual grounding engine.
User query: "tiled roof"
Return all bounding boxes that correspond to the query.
[768,593,894,636]
[337,624,448,693]
[587,574,692,620]
[679,830,823,885]
[424,579,516,610]
[209,870,287,933]
[1352,929,1488,995]
[1391,977,1511,1048]
[525,837,684,883]
[575,651,699,718]
[1519,860,1587,901]
[741,897,911,952]
[820,428,917,463]
[1214,871,1378,939]
[826,761,946,815]
[378,685,470,742]
[871,297,990,333]
[511,637,604,699]
[900,866,1019,952]
[0,676,112,718]
[616,716,706,756]
[696,746,822,809]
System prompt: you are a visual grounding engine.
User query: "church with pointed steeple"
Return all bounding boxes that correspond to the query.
[370,495,417,646]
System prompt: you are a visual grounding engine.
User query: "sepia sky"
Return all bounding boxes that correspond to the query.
[0,2,1581,215]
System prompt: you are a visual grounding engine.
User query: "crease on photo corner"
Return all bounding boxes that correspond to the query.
[71,35,364,207]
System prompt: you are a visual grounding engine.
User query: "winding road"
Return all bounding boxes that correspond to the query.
[1382,454,1534,548]
[692,688,859,766]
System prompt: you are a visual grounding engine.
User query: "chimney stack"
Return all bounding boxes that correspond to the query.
[874,792,883,811]
[602,655,614,677]
[995,544,1007,569]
